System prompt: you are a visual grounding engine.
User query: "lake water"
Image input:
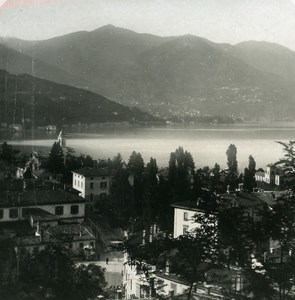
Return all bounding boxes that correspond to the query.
[2,125,295,171]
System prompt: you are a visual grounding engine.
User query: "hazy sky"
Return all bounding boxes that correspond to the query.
[0,0,295,50]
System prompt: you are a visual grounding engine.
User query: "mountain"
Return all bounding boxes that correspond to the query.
[2,25,295,121]
[0,69,160,127]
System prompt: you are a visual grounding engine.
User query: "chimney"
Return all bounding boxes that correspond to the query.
[142,230,146,245]
[149,225,153,243]
[238,183,244,191]
[153,224,157,235]
[165,258,170,275]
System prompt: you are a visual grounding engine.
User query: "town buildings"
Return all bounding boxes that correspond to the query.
[0,188,95,255]
[255,164,295,188]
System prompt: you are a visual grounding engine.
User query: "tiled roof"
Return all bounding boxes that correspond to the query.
[17,235,41,246]
[25,208,60,222]
[219,192,266,208]
[253,191,291,207]
[72,167,115,177]
[172,192,269,212]
[44,224,95,243]
[0,189,85,208]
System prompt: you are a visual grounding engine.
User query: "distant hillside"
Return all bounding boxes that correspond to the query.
[0,69,160,127]
[2,25,295,121]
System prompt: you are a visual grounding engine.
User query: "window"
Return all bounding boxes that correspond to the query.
[90,177,94,180]
[100,182,107,189]
[81,182,83,188]
[100,193,107,200]
[90,182,94,189]
[74,179,76,186]
[89,194,94,201]
[71,205,79,215]
[183,225,189,235]
[0,209,3,219]
[183,212,188,221]
[55,206,64,215]
[90,242,94,247]
[79,242,84,249]
[78,181,80,187]
[22,208,30,217]
[102,176,105,180]
[9,208,18,219]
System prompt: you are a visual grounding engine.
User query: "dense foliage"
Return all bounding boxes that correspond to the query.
[0,244,107,300]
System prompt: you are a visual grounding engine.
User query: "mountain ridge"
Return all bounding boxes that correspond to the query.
[1,25,295,121]
[0,69,160,127]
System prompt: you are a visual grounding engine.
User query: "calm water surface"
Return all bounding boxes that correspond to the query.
[2,125,295,170]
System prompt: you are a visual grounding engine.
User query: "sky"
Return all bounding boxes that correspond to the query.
[0,0,295,50]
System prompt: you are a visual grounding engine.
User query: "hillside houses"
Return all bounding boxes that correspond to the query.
[0,188,95,256]
[255,164,295,188]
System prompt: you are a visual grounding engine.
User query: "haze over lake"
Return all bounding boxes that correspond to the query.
[3,125,294,170]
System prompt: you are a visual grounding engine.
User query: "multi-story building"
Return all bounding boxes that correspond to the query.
[255,164,295,187]
[0,189,85,225]
[172,201,206,238]
[72,167,115,203]
[0,189,95,255]
[72,167,134,206]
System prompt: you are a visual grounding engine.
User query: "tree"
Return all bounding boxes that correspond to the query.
[275,141,295,189]
[226,144,238,190]
[157,175,174,232]
[73,264,107,300]
[109,168,133,228]
[128,151,145,216]
[209,163,221,192]
[112,153,124,170]
[143,158,159,221]
[0,141,13,162]
[276,141,295,170]
[128,151,144,177]
[261,195,295,300]
[4,244,107,300]
[47,142,65,174]
[168,147,195,202]
[243,155,257,192]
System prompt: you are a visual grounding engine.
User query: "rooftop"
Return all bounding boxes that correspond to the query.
[72,167,115,177]
[0,189,85,208]
[171,201,208,213]
[253,190,291,206]
[219,191,267,209]
[24,208,60,222]
[44,223,95,243]
[255,171,265,176]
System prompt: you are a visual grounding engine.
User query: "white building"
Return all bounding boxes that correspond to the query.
[0,189,85,224]
[172,201,206,238]
[0,189,95,255]
[72,167,114,203]
[72,167,134,205]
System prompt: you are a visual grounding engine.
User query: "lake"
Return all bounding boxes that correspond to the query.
[2,125,295,171]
